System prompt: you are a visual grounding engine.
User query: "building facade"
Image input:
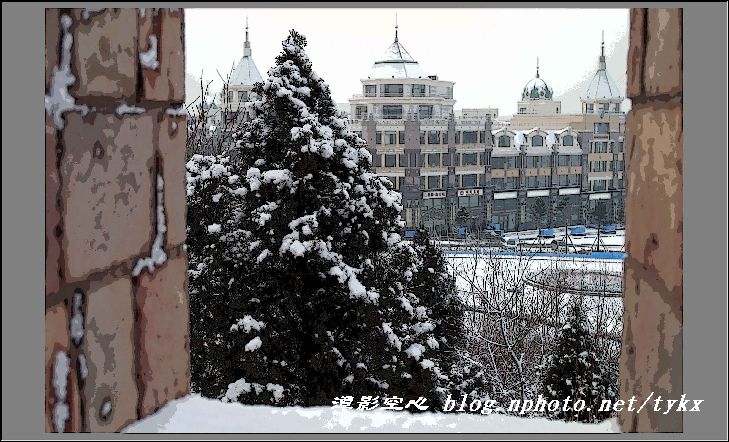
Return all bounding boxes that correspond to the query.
[348,29,626,235]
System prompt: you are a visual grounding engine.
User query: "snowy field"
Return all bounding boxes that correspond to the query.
[124,394,619,433]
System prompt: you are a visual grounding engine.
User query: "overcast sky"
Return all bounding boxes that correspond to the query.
[185,8,629,115]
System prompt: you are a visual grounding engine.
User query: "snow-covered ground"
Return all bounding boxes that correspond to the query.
[124,394,619,433]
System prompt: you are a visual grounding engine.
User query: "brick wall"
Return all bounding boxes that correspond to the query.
[45,8,189,432]
[620,8,683,432]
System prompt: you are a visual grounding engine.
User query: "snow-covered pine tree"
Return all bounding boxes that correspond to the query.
[541,300,613,422]
[186,154,256,397]
[196,30,460,407]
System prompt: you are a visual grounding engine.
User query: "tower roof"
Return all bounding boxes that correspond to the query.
[521,58,553,100]
[366,22,428,79]
[230,18,263,87]
[583,32,621,100]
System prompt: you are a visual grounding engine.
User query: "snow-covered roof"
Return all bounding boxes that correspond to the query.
[584,67,620,100]
[583,40,622,101]
[230,24,263,86]
[230,53,263,86]
[366,33,428,80]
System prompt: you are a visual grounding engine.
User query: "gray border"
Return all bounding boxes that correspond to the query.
[2,2,727,440]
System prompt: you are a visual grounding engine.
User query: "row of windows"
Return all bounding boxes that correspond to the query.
[371,130,490,145]
[375,153,620,173]
[585,103,621,114]
[226,90,251,102]
[363,84,453,99]
[497,134,575,148]
[590,141,625,153]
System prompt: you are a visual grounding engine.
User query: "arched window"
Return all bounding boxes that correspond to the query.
[563,135,574,146]
[498,135,511,147]
[532,135,544,147]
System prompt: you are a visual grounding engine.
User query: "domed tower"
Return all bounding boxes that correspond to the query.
[516,58,562,116]
[225,17,263,113]
[348,19,456,121]
[581,33,624,115]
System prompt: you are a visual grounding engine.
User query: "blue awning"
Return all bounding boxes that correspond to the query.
[569,226,586,235]
[539,229,555,238]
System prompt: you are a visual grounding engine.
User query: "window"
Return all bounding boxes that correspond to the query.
[592,180,607,191]
[585,103,594,113]
[492,177,504,190]
[383,131,397,145]
[492,157,505,169]
[382,105,403,119]
[569,174,581,186]
[238,90,247,101]
[364,85,376,97]
[494,198,518,211]
[420,131,426,144]
[398,131,405,145]
[616,141,624,152]
[462,153,477,165]
[228,90,233,102]
[376,154,383,167]
[531,135,544,147]
[479,131,486,144]
[615,160,625,171]
[384,154,396,167]
[442,131,448,144]
[458,196,479,208]
[427,153,440,167]
[355,105,367,119]
[498,135,511,147]
[455,131,461,144]
[418,105,433,120]
[571,155,582,167]
[428,130,440,144]
[428,175,442,190]
[592,141,609,153]
[519,107,527,114]
[383,84,404,97]
[506,177,518,189]
[462,131,477,144]
[614,103,621,113]
[412,84,426,97]
[594,122,610,134]
[591,161,608,172]
[600,103,610,113]
[563,135,574,146]
[445,87,453,99]
[375,131,382,145]
[461,174,477,187]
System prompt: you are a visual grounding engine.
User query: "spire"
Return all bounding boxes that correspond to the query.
[536,57,540,78]
[598,30,606,70]
[394,13,399,42]
[243,16,251,57]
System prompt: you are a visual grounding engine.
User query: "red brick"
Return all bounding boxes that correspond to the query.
[82,277,138,432]
[59,112,155,281]
[135,253,190,417]
[46,303,81,432]
[45,8,60,90]
[626,8,646,98]
[140,9,185,102]
[644,9,682,97]
[69,9,138,100]
[46,114,61,296]
[158,115,187,247]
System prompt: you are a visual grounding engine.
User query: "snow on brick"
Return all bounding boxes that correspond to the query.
[140,35,160,70]
[45,14,89,130]
[132,174,167,277]
[52,351,71,433]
